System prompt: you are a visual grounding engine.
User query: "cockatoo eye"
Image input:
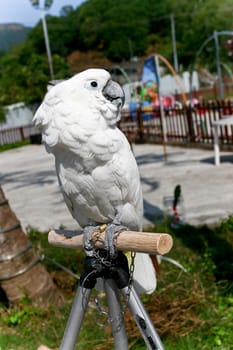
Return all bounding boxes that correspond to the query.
[84,80,99,91]
[90,81,98,87]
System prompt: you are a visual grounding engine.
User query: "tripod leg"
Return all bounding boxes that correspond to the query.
[60,286,92,350]
[104,279,129,350]
[121,286,165,350]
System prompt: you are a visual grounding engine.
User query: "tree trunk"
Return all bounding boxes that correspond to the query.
[0,186,64,306]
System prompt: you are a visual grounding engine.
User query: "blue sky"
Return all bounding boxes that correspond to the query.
[0,0,85,27]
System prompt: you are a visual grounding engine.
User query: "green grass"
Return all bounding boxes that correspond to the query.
[0,140,30,153]
[0,217,233,350]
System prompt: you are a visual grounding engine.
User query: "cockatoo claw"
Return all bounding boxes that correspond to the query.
[83,225,100,256]
[105,223,128,258]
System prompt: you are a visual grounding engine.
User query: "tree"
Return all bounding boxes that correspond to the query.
[168,0,233,69]
[0,106,6,123]
[0,0,232,106]
[74,0,152,61]
[0,45,70,106]
[0,186,64,306]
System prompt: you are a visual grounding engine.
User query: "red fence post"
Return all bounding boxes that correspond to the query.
[136,106,144,143]
[185,105,195,143]
[19,127,25,141]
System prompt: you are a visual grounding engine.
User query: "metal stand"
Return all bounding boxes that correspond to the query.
[59,250,165,350]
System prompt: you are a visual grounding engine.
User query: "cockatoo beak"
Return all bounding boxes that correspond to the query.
[102,80,125,111]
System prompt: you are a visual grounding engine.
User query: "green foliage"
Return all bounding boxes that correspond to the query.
[59,0,232,65]
[0,44,70,105]
[216,215,233,234]
[27,15,78,57]
[158,218,233,285]
[0,217,233,349]
[210,295,233,348]
[0,140,30,153]
[0,301,70,349]
[0,0,232,108]
[75,0,151,61]
[0,105,6,122]
[167,0,233,68]
[3,304,46,327]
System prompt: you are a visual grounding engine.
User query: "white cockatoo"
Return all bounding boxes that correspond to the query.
[33,68,157,294]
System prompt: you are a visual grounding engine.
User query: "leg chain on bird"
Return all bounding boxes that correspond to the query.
[93,293,109,327]
[124,251,136,306]
[82,223,136,326]
[94,251,136,308]
[93,249,112,268]
[91,227,121,266]
[89,248,136,331]
[93,232,136,307]
[93,292,125,334]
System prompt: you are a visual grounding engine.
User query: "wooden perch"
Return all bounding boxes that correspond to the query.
[48,227,173,255]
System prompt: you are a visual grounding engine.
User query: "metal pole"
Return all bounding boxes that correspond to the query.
[121,286,165,350]
[104,279,128,350]
[189,34,214,102]
[40,7,54,80]
[214,31,224,100]
[155,55,167,161]
[60,286,92,350]
[170,14,179,72]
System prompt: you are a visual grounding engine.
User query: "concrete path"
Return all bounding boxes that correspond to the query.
[0,144,233,232]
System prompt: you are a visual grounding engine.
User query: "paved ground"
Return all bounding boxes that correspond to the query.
[0,143,233,232]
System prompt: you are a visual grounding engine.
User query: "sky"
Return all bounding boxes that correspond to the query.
[0,0,85,27]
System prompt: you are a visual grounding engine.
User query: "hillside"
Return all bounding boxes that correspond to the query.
[0,23,31,52]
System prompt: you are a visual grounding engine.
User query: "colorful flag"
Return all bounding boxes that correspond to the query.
[141,56,160,86]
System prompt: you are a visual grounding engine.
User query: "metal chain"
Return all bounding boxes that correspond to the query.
[88,250,136,328]
[94,295,108,320]
[93,249,112,267]
[84,225,136,324]
[124,250,136,307]
[93,293,124,334]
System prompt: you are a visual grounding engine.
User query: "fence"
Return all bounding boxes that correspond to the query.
[119,100,233,148]
[0,125,41,145]
[0,101,233,148]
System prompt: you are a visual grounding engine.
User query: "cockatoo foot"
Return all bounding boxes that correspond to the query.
[105,223,128,258]
[83,224,100,255]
